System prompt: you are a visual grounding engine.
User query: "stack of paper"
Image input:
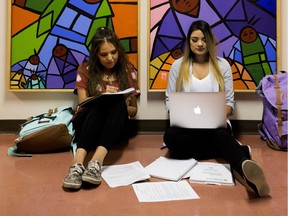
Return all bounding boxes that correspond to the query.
[188,162,235,186]
[145,156,197,181]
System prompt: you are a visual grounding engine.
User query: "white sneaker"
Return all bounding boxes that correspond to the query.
[82,161,102,185]
[63,163,85,189]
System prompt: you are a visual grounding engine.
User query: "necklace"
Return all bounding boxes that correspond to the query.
[106,75,112,85]
[104,74,114,85]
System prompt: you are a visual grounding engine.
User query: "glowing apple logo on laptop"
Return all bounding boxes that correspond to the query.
[193,105,201,114]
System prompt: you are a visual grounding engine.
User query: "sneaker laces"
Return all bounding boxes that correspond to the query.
[69,164,84,175]
[87,161,101,175]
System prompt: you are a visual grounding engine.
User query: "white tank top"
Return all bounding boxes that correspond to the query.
[191,73,213,92]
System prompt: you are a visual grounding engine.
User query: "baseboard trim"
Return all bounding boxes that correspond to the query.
[0,120,26,134]
[130,119,261,135]
[0,119,261,135]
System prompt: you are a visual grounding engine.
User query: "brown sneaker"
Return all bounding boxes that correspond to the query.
[82,160,102,185]
[63,163,85,189]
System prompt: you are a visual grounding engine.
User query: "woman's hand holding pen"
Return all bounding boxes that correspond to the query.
[125,96,131,106]
[106,85,118,93]
[105,75,118,93]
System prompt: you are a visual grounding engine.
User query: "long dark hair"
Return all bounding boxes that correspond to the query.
[87,27,129,96]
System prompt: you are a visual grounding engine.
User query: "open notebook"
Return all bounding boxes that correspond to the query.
[169,92,227,129]
[79,87,135,108]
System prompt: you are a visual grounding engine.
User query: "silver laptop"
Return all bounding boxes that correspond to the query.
[169,92,227,128]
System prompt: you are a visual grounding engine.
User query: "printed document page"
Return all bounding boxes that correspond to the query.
[102,161,150,188]
[188,162,234,186]
[132,180,200,202]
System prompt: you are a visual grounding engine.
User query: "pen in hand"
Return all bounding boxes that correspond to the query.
[160,143,167,150]
[106,75,112,85]
[105,75,119,93]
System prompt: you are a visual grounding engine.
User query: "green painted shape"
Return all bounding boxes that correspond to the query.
[37,13,53,37]
[96,0,113,18]
[120,39,130,53]
[11,0,67,65]
[26,0,53,13]
[11,24,48,65]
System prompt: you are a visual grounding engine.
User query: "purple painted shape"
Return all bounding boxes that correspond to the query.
[208,0,237,17]
[151,39,170,60]
[63,69,77,83]
[159,36,183,50]
[57,58,66,74]
[71,50,88,64]
[151,10,183,59]
[158,10,182,38]
[66,51,79,67]
[65,81,76,89]
[46,75,64,88]
[224,0,276,38]
[49,59,61,75]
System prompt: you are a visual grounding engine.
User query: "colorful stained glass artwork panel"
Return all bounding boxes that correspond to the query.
[149,0,277,92]
[9,0,138,91]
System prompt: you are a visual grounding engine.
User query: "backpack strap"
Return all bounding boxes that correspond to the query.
[8,146,32,157]
[273,74,283,137]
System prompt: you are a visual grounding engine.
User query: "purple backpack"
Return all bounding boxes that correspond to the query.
[256,71,287,151]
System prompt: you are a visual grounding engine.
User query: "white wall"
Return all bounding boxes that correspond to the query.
[0,1,287,120]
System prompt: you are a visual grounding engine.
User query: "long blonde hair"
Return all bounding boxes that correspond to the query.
[176,20,224,92]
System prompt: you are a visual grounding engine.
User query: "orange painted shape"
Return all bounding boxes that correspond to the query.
[242,70,253,80]
[161,62,172,71]
[233,81,248,90]
[11,5,40,36]
[233,72,241,80]
[152,71,169,89]
[112,4,137,38]
[246,82,257,89]
[166,55,176,64]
